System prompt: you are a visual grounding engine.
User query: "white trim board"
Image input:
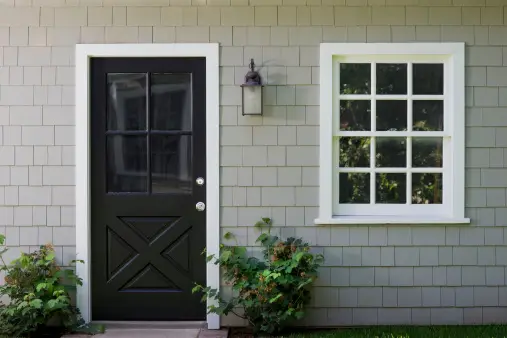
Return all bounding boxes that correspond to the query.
[75,43,220,330]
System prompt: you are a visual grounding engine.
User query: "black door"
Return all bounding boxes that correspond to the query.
[90,57,206,321]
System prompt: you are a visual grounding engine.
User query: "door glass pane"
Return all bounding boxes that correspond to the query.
[376,100,407,131]
[340,63,371,95]
[412,173,443,204]
[151,73,192,131]
[339,173,370,204]
[376,173,406,204]
[412,137,443,168]
[107,73,147,131]
[340,100,371,131]
[339,137,370,168]
[413,100,444,131]
[413,64,444,95]
[376,137,406,168]
[107,135,147,192]
[376,64,407,95]
[151,135,192,194]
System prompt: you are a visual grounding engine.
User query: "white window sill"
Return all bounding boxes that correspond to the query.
[314,216,471,225]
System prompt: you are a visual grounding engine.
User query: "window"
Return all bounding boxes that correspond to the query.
[106,72,193,194]
[317,43,468,224]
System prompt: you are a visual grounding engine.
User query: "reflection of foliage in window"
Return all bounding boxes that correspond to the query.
[413,64,444,95]
[339,137,370,167]
[413,173,442,204]
[413,100,444,131]
[413,137,442,168]
[340,64,370,94]
[340,100,370,131]
[376,173,406,204]
[376,100,407,131]
[376,138,406,168]
[338,136,370,204]
[337,62,444,205]
[376,64,407,95]
[339,173,369,204]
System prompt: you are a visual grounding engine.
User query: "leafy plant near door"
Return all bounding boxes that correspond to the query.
[0,234,85,337]
[193,218,324,336]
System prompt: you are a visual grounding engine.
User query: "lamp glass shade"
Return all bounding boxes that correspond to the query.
[242,85,263,115]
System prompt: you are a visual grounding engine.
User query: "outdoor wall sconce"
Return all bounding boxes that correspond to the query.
[241,59,263,116]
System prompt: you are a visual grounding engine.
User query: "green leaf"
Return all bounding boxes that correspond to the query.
[256,233,268,243]
[219,250,232,262]
[29,299,42,309]
[234,246,247,256]
[294,252,305,261]
[254,221,265,229]
[36,283,47,292]
[269,293,283,304]
[223,232,233,240]
[46,299,58,310]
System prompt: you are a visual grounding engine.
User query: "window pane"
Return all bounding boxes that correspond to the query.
[107,135,147,192]
[151,73,192,131]
[376,137,406,168]
[413,100,444,131]
[339,173,370,204]
[412,137,443,168]
[107,73,147,131]
[376,100,407,131]
[151,135,192,194]
[340,100,371,131]
[339,137,370,168]
[413,64,444,95]
[412,173,442,204]
[340,63,371,95]
[376,173,406,204]
[376,64,407,95]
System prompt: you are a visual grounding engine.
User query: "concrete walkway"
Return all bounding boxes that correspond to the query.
[95,328,201,338]
[64,328,229,338]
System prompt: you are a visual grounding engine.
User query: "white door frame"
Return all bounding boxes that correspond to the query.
[75,43,220,329]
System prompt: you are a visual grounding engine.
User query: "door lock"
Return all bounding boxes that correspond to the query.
[196,202,206,211]
[196,177,205,186]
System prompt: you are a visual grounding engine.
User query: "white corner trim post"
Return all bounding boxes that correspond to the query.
[75,43,220,329]
[318,43,334,225]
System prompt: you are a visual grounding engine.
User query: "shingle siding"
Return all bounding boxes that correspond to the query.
[0,0,507,326]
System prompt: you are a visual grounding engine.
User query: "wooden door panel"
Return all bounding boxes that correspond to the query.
[90,57,206,321]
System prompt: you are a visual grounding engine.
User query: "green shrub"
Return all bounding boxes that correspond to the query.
[193,218,324,336]
[0,234,84,337]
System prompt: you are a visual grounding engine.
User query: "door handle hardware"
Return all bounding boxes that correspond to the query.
[196,202,205,211]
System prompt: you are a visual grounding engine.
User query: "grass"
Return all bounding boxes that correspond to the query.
[277,326,507,338]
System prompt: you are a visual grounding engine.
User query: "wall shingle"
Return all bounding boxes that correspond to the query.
[0,0,506,327]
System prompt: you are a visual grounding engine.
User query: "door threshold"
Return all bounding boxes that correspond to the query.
[93,321,207,330]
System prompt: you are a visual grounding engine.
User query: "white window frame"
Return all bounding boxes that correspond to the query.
[316,43,470,225]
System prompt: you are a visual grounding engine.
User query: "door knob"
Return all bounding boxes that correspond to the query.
[196,202,206,211]
[196,177,205,186]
